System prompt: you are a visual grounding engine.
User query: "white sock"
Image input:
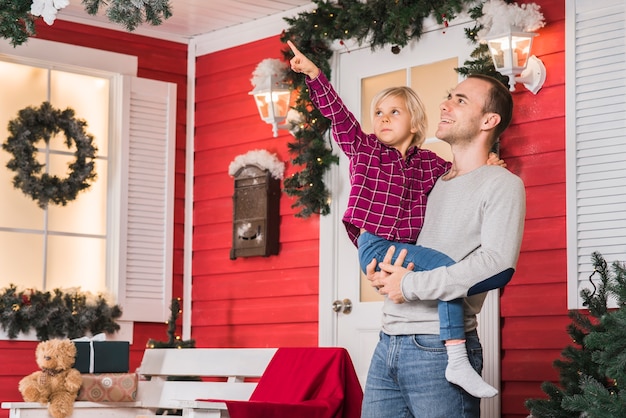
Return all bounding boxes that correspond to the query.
[445,342,498,398]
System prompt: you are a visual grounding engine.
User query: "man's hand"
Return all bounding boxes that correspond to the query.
[287,40,320,79]
[366,246,413,304]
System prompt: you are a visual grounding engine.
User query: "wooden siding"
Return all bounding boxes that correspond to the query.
[0,20,187,412]
[193,36,320,348]
[499,1,567,416]
[0,1,573,417]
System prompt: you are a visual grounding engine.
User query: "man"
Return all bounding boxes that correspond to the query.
[362,74,526,418]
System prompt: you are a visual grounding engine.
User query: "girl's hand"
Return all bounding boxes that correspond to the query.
[287,40,320,79]
[487,152,507,168]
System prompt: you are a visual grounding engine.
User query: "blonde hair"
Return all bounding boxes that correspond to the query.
[370,86,428,147]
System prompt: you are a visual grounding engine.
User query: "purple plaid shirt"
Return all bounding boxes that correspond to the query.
[307,72,451,246]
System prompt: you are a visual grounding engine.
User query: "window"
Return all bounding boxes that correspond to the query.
[0,38,175,327]
[566,0,626,308]
[0,61,110,293]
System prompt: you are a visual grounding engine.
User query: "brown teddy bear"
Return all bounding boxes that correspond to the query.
[18,339,83,418]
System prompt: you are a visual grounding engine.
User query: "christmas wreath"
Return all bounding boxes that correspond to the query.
[3,101,98,209]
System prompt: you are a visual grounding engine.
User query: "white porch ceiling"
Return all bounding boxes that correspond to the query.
[57,0,313,44]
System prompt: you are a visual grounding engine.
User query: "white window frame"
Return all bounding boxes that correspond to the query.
[566,0,626,309]
[0,38,175,339]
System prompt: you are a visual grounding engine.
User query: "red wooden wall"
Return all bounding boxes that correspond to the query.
[192,36,320,348]
[0,20,188,410]
[0,1,572,417]
[499,1,568,416]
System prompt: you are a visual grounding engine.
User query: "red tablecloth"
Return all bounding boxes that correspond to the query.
[202,347,363,418]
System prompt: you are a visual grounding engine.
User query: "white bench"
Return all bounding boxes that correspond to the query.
[2,348,277,418]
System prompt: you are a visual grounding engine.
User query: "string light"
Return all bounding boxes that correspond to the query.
[145,298,196,349]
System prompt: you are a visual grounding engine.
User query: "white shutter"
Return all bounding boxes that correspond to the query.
[117,76,176,322]
[567,0,626,308]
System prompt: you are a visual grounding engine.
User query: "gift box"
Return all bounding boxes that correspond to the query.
[76,373,138,402]
[73,340,130,373]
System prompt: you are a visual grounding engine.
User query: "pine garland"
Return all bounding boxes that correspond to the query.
[0,0,37,47]
[82,0,172,32]
[0,0,172,46]
[280,0,499,217]
[0,284,122,341]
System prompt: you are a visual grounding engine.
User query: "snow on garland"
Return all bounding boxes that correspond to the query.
[0,0,172,47]
[250,58,289,91]
[477,0,545,38]
[2,102,98,209]
[30,0,70,25]
[228,149,285,180]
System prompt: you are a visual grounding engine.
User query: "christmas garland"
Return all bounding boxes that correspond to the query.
[82,0,172,32]
[0,0,172,47]
[279,0,495,218]
[0,284,123,341]
[3,102,98,209]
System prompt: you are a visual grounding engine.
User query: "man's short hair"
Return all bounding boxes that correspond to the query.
[468,74,513,142]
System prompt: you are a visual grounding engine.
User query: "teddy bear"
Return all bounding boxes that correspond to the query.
[18,339,83,418]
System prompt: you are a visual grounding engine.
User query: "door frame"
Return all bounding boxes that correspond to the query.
[318,16,501,418]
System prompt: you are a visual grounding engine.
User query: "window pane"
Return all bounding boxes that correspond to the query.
[360,69,406,134]
[50,70,110,155]
[0,147,45,229]
[47,154,107,236]
[0,231,44,288]
[0,62,48,229]
[47,235,106,293]
[0,61,48,115]
[411,59,456,160]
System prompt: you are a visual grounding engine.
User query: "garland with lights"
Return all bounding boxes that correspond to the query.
[0,0,172,47]
[3,102,98,209]
[279,0,500,218]
[0,284,122,341]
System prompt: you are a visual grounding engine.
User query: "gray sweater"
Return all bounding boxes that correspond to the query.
[382,164,526,336]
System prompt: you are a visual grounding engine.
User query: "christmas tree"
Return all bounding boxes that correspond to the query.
[146,298,195,349]
[526,251,626,417]
[146,298,197,416]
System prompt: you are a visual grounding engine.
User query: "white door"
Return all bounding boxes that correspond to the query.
[318,17,501,418]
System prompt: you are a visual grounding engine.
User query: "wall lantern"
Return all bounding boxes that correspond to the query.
[250,59,292,137]
[483,27,546,94]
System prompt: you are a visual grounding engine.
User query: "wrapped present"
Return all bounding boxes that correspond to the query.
[76,373,138,402]
[73,334,129,373]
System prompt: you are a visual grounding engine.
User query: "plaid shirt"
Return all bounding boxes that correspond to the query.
[307,72,451,246]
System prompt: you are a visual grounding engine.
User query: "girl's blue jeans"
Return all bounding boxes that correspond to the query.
[358,232,461,340]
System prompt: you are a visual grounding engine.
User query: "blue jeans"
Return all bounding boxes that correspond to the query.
[361,331,482,418]
[358,232,463,340]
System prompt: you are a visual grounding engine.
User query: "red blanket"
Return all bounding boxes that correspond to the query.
[203,347,363,418]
